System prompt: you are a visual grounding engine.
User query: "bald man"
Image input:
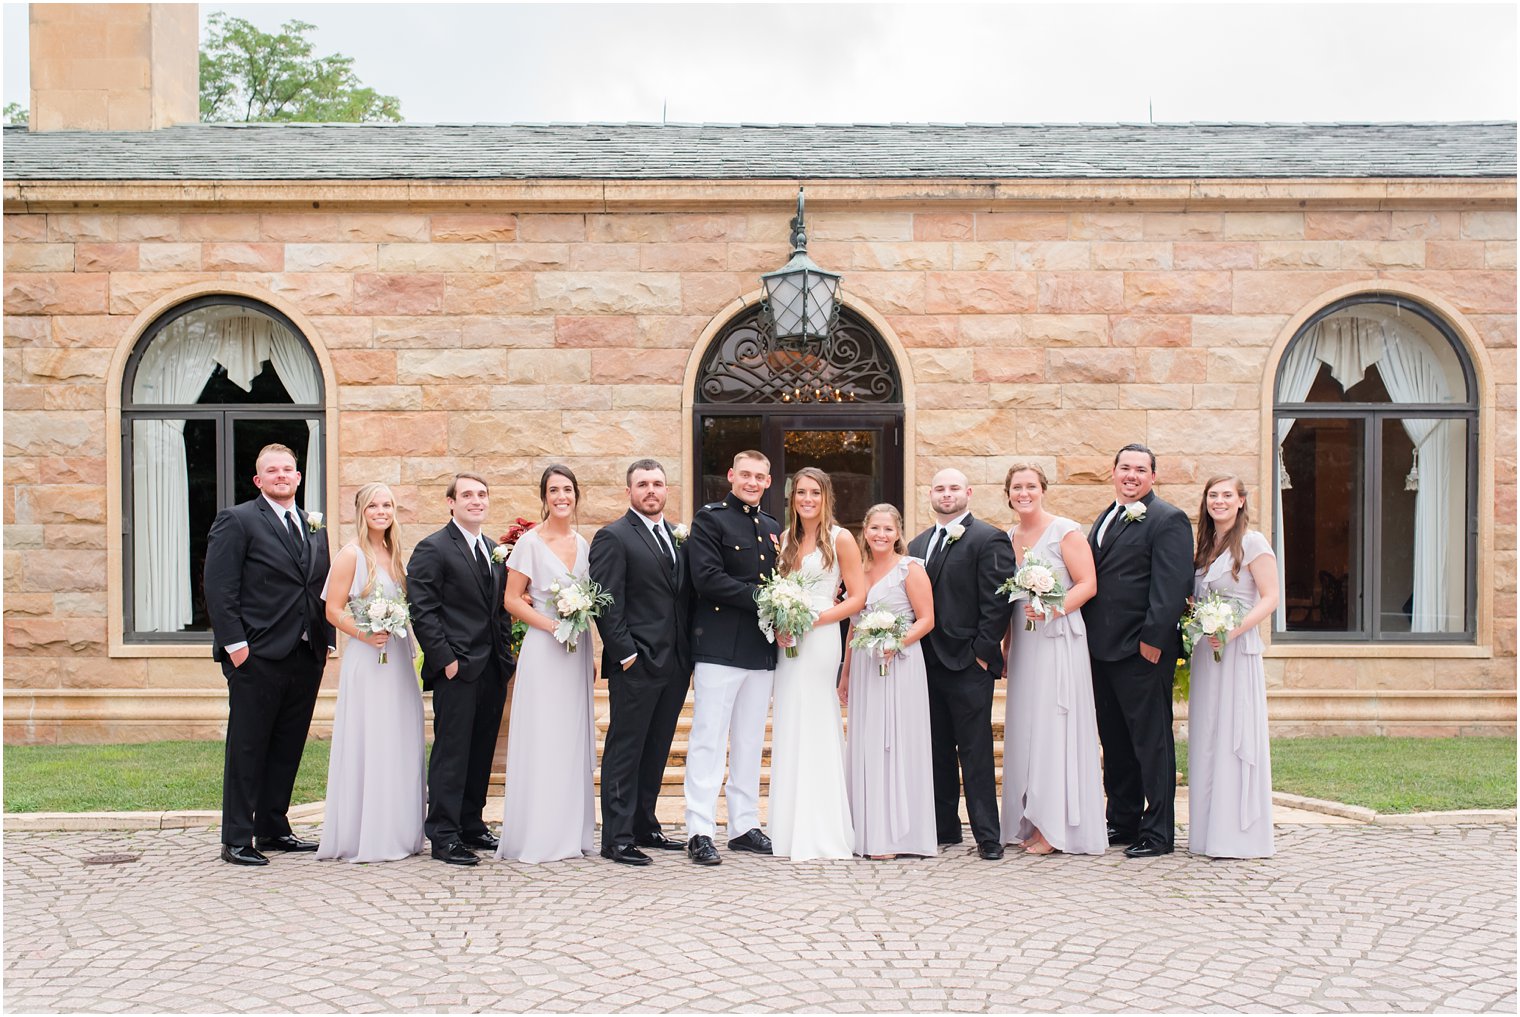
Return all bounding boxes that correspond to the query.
[906,468,1016,860]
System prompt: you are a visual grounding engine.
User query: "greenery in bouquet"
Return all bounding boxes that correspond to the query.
[849,605,910,676]
[1182,591,1244,663]
[348,591,410,663]
[996,551,1067,631]
[755,572,820,659]
[547,575,612,653]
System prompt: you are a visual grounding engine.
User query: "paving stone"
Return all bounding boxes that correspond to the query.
[2,823,1514,1012]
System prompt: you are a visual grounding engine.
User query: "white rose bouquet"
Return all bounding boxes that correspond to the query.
[996,550,1067,631]
[755,572,819,659]
[548,576,613,653]
[1182,591,1243,663]
[349,591,410,663]
[850,605,910,676]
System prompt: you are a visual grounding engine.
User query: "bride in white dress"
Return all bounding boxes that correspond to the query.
[768,467,868,860]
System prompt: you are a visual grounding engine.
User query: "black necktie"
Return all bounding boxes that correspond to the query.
[284,510,304,560]
[654,525,676,569]
[476,540,492,586]
[928,527,946,563]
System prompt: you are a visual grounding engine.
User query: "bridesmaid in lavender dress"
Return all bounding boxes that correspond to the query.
[497,465,596,864]
[1187,474,1280,859]
[840,504,937,859]
[317,483,426,862]
[999,463,1107,856]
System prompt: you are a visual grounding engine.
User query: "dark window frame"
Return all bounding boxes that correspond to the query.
[1272,294,1479,644]
[121,295,325,644]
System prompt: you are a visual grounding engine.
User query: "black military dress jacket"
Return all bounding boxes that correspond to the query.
[686,493,784,671]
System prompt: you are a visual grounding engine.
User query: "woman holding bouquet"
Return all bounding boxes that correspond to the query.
[768,468,867,860]
[1187,475,1279,859]
[317,483,425,863]
[497,465,597,863]
[1000,464,1106,856]
[840,504,937,859]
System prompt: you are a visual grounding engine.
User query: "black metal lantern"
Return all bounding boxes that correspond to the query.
[759,188,842,346]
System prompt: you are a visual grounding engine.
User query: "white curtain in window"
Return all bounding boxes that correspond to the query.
[1376,329,1454,632]
[1272,332,1324,627]
[131,318,224,632]
[1273,316,1454,633]
[131,310,321,632]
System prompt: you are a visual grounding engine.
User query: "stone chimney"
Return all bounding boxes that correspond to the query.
[29,3,199,131]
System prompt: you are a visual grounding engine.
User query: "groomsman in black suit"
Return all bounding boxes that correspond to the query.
[907,468,1016,860]
[1085,444,1193,858]
[590,459,693,866]
[408,473,516,866]
[204,443,335,865]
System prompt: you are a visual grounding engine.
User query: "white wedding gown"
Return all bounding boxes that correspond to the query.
[767,529,855,860]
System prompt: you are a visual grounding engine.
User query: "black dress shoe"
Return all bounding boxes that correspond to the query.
[1123,839,1174,859]
[1107,826,1139,846]
[687,835,722,866]
[221,844,269,866]
[460,831,499,851]
[255,834,318,852]
[727,828,773,854]
[431,841,480,866]
[635,832,687,852]
[977,841,1005,861]
[601,844,653,866]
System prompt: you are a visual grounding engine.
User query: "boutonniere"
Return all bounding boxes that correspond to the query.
[945,522,966,544]
[1122,503,1147,523]
[306,511,325,533]
[671,523,688,548]
[491,544,509,565]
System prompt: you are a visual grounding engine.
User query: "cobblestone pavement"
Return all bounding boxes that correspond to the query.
[3,823,1514,1013]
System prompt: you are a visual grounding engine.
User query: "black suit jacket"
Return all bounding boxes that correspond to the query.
[1084,491,1194,662]
[407,523,515,691]
[589,510,693,678]
[204,497,335,662]
[687,493,784,671]
[907,513,1015,675]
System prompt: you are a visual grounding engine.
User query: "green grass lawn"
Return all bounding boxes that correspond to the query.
[3,739,331,814]
[1179,736,1516,813]
[4,735,1515,815]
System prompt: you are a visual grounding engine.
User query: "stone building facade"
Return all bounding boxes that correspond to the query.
[3,8,1515,744]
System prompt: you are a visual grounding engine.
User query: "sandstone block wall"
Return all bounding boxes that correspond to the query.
[3,201,1515,739]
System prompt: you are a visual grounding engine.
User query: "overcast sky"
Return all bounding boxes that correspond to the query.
[4,2,1516,124]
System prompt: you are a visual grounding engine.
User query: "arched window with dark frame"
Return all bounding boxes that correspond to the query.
[122,296,325,642]
[1273,294,1478,642]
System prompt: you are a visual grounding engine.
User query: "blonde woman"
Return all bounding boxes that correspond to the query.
[767,467,868,861]
[840,504,937,858]
[317,483,425,863]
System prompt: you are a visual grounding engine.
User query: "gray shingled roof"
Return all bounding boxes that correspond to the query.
[3,121,1514,181]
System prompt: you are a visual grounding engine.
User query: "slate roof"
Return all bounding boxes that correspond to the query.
[3,121,1515,182]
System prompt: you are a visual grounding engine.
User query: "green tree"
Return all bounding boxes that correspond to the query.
[4,102,27,126]
[199,12,402,123]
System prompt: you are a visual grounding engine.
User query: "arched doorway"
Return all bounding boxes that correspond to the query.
[693,303,904,531]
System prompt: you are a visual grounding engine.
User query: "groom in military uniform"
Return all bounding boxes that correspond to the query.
[682,450,784,866]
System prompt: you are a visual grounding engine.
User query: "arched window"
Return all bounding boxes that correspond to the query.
[122,296,325,642]
[693,304,903,529]
[1273,295,1478,642]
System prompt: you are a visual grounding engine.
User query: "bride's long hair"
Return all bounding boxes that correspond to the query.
[779,467,839,576]
[352,482,406,598]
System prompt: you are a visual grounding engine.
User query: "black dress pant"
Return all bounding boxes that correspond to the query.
[425,663,508,846]
[924,651,1000,847]
[221,644,324,846]
[1091,652,1177,849]
[600,661,689,848]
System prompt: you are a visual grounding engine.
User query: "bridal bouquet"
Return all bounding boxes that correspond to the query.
[997,551,1067,631]
[547,576,613,653]
[349,591,410,664]
[1182,591,1243,663]
[755,572,819,659]
[850,605,910,676]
